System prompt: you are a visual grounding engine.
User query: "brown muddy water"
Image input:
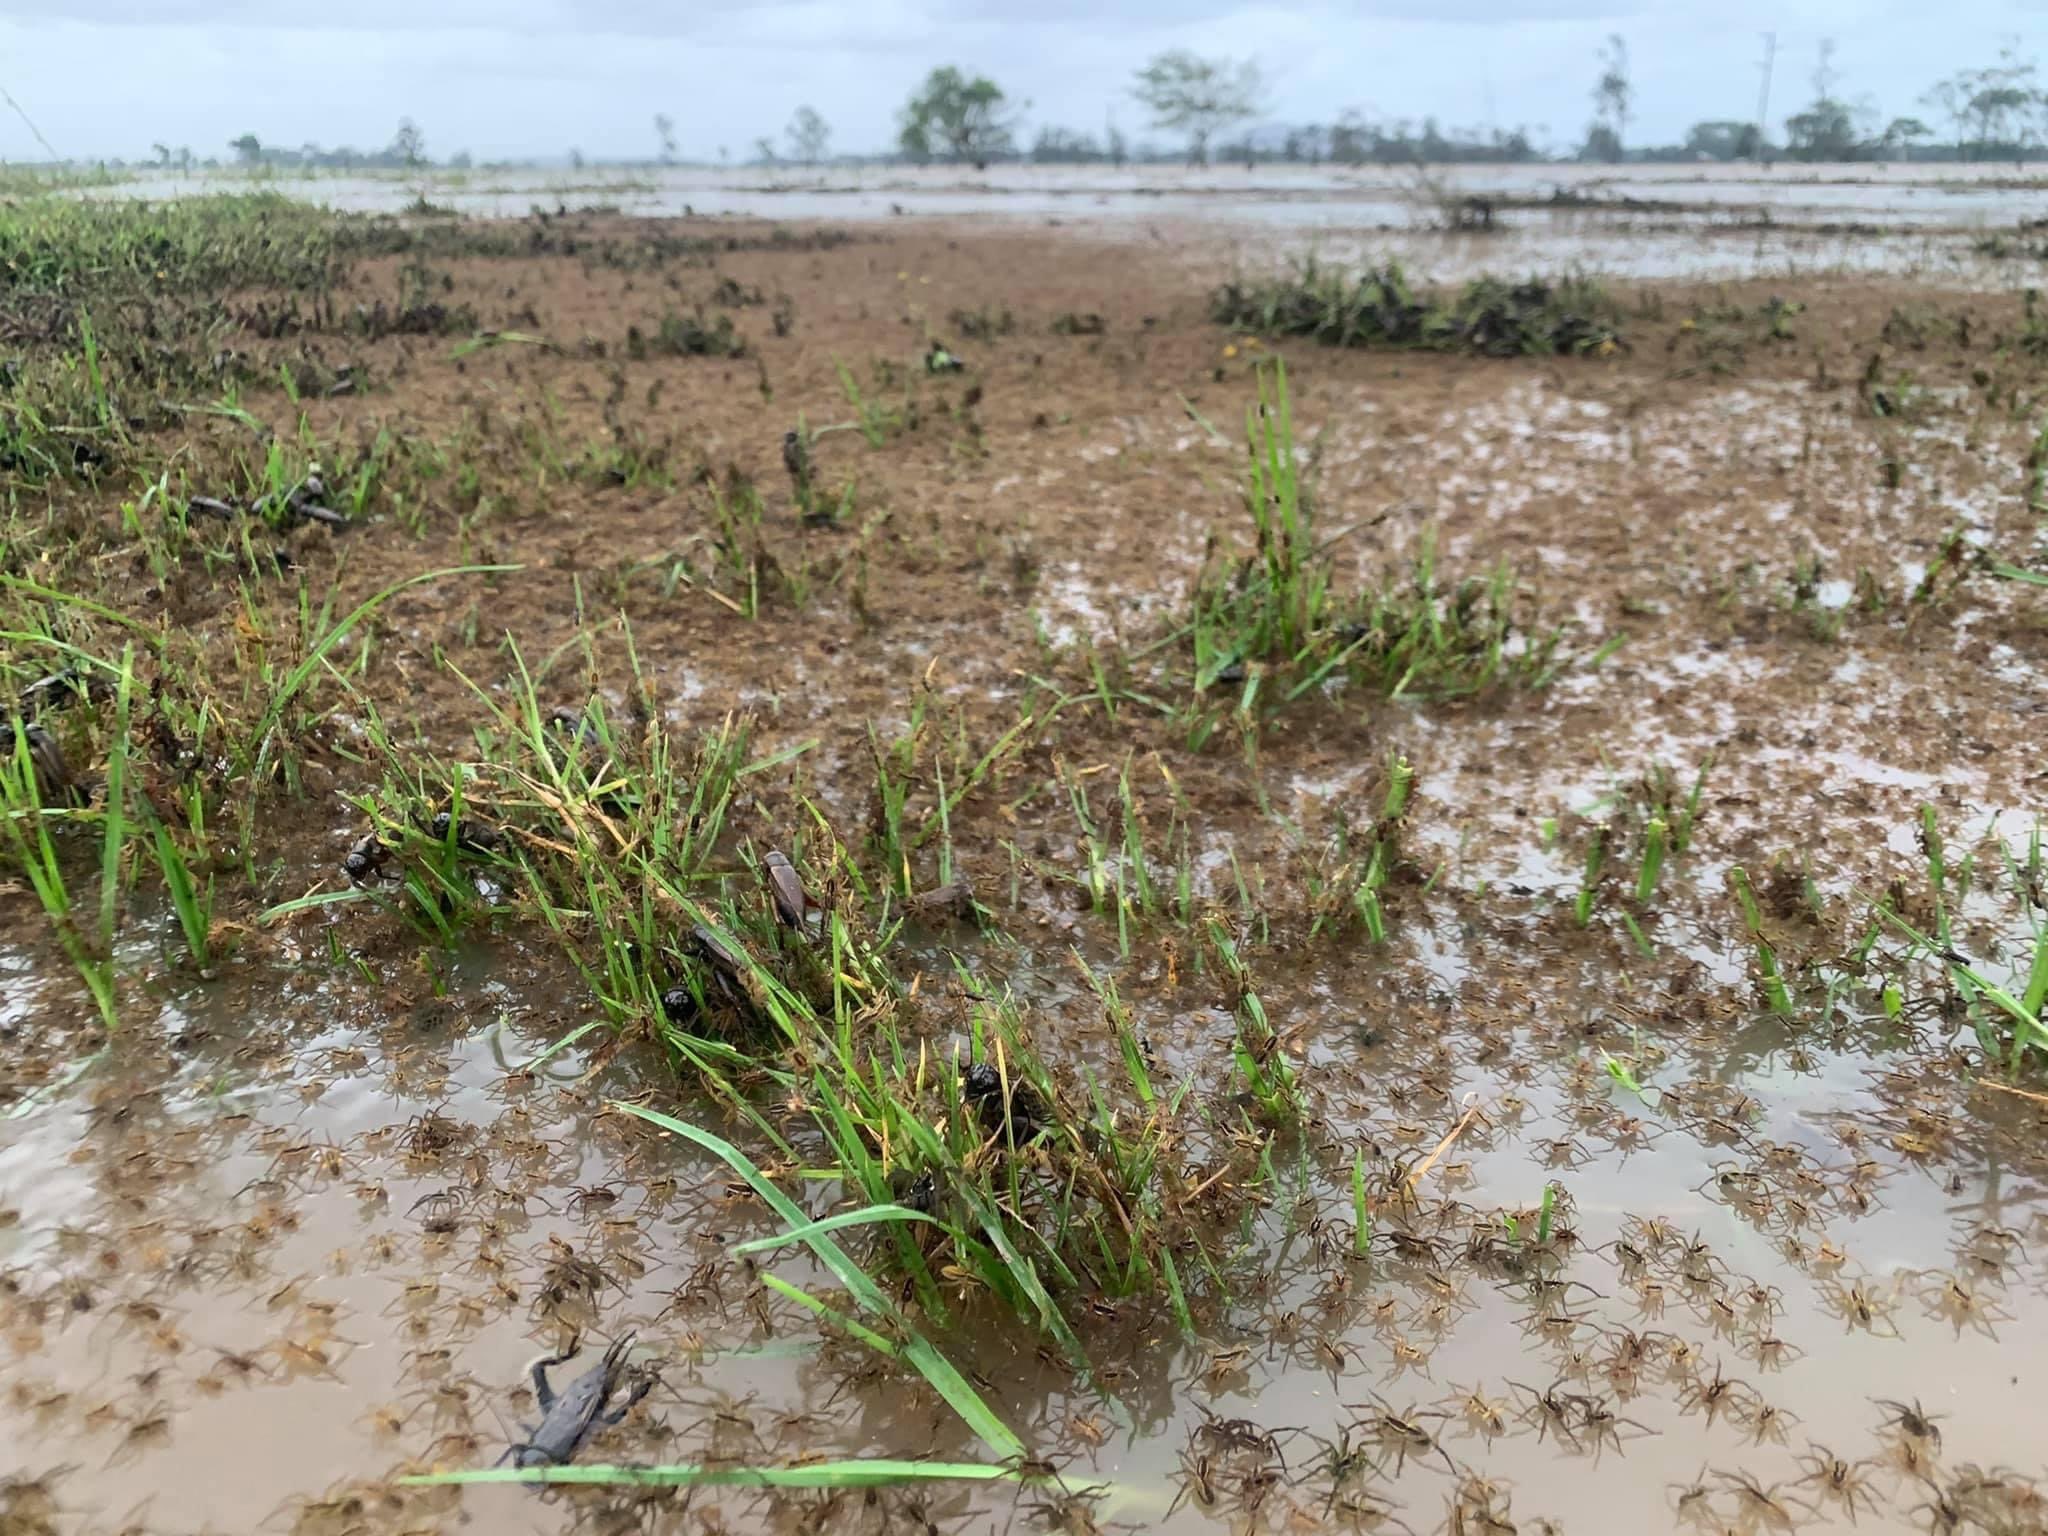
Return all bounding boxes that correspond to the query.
[83,162,2048,285]
[4,211,2048,1535]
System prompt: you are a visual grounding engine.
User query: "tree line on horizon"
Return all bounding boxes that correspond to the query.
[145,38,2048,174]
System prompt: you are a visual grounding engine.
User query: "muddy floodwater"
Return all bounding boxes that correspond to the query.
[2,189,2047,1536]
[85,161,2048,283]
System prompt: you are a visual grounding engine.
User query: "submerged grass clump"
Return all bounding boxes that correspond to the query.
[1212,261,1620,357]
[1180,359,1578,735]
[333,659,1279,1366]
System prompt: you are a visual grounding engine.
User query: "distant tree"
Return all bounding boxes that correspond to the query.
[1922,75,1972,155]
[1683,120,1756,160]
[1966,44,2040,162]
[753,136,779,165]
[448,149,474,170]
[1785,98,1858,160]
[1925,44,2043,160]
[1283,126,1326,164]
[569,147,585,170]
[898,67,1018,167]
[654,113,677,164]
[1784,40,1868,161]
[391,118,426,168]
[150,141,170,167]
[231,133,262,166]
[176,146,193,171]
[1330,110,1369,165]
[1130,51,1264,166]
[1031,126,1102,163]
[1106,118,1127,168]
[1586,34,1631,161]
[786,106,831,165]
[1882,116,1932,161]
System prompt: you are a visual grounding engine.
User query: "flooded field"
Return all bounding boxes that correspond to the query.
[1,194,2046,1535]
[84,161,2048,284]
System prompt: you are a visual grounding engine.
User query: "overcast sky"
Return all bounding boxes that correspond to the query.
[0,2,2039,163]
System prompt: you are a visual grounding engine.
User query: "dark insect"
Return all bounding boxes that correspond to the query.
[341,831,389,886]
[660,986,699,1025]
[503,1333,653,1468]
[909,878,979,924]
[781,431,810,495]
[762,849,814,931]
[17,667,97,716]
[691,923,751,988]
[961,1060,1044,1139]
[891,1168,937,1214]
[429,811,502,854]
[689,923,760,1016]
[544,706,604,769]
[17,723,73,802]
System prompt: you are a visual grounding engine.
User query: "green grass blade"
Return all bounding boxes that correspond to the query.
[732,1203,945,1257]
[613,1101,1024,1461]
[250,564,520,775]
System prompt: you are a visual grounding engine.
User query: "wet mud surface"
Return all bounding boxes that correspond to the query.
[4,209,2048,1534]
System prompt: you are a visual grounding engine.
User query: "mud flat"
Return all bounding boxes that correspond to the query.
[1,195,2046,1534]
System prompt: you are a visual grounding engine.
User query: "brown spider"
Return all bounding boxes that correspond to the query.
[1452,1385,1509,1441]
[1165,1447,1218,1519]
[1675,1360,1759,1427]
[1669,1463,1716,1525]
[1507,1379,1581,1451]
[1717,1469,1800,1530]
[1573,1390,1654,1459]
[1347,1394,1456,1476]
[1795,1443,1880,1523]
[1743,1395,1797,1447]
[1191,1408,1290,1469]
[1817,1276,1900,1337]
[1919,1273,2011,1339]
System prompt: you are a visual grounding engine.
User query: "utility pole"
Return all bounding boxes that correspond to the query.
[1754,32,1776,165]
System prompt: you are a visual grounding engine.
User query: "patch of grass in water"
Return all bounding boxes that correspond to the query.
[1180,359,1580,738]
[1211,261,1620,358]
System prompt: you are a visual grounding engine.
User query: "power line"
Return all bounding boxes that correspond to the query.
[0,77,59,162]
[1754,32,1776,163]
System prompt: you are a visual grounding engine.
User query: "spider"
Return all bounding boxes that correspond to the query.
[1348,1395,1456,1476]
[1452,1385,1509,1441]
[1875,1397,1945,1449]
[1717,1470,1799,1530]
[1190,1408,1290,1469]
[1817,1276,1900,1337]
[1675,1361,1759,1427]
[1507,1379,1581,1451]
[1794,1443,1880,1523]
